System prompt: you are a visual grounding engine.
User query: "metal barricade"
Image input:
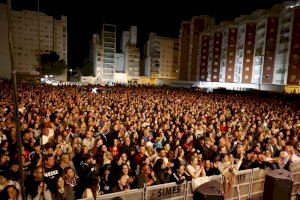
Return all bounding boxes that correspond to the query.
[185,175,223,200]
[226,169,252,200]
[78,189,144,200]
[249,168,268,199]
[291,163,300,199]
[145,182,186,200]
[185,181,193,200]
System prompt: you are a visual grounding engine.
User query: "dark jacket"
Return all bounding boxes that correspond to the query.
[51,186,75,200]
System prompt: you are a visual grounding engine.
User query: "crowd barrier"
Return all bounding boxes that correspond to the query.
[81,164,300,200]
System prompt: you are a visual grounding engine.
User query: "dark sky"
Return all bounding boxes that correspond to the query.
[2,0,286,68]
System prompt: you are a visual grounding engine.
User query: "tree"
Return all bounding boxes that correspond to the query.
[39,52,67,75]
[80,60,94,76]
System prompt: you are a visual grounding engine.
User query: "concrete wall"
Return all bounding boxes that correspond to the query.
[0,4,11,79]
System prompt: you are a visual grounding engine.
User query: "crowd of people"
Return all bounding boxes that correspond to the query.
[0,83,300,200]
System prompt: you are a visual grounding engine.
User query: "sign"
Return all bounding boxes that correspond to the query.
[145,182,186,200]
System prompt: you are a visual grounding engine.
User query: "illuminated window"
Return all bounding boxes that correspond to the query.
[246,59,251,63]
[245,75,249,80]
[228,75,232,79]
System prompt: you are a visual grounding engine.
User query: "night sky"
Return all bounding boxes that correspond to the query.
[1,0,286,68]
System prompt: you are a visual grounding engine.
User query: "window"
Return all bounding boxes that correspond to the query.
[267,66,271,70]
[215,55,219,58]
[202,56,206,59]
[229,60,233,64]
[216,41,220,45]
[228,68,232,72]
[246,59,251,63]
[213,69,218,72]
[290,75,296,82]
[228,75,232,79]
[247,50,251,54]
[214,62,218,65]
[247,41,252,45]
[245,75,249,80]
[229,52,234,56]
[245,67,250,71]
[202,49,206,53]
[202,63,206,66]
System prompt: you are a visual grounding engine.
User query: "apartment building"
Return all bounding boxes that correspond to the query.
[123,26,140,82]
[178,16,214,81]
[101,24,116,83]
[274,1,300,85]
[0,4,67,77]
[91,34,102,79]
[144,33,179,79]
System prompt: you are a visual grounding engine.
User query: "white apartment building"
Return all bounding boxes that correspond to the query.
[91,34,102,79]
[121,31,129,53]
[122,26,140,82]
[274,1,300,85]
[115,53,125,72]
[101,24,116,83]
[0,4,67,76]
[144,33,179,79]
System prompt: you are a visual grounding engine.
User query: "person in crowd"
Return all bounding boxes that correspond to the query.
[171,164,191,184]
[0,83,299,198]
[0,185,21,200]
[82,177,101,199]
[112,174,130,193]
[51,176,75,200]
[137,164,158,188]
[186,156,206,179]
[63,167,80,198]
[43,154,63,193]
[153,158,171,184]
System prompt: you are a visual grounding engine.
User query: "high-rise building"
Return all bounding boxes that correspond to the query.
[178,16,214,81]
[178,21,190,80]
[252,9,279,85]
[101,24,116,83]
[187,16,215,81]
[274,1,300,85]
[144,33,179,79]
[234,17,256,84]
[123,26,140,82]
[90,34,102,79]
[121,31,129,53]
[114,53,125,72]
[0,4,67,77]
[222,25,238,83]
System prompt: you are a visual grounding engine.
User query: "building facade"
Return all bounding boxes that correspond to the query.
[274,2,300,86]
[122,26,140,82]
[144,33,179,79]
[0,4,67,76]
[187,16,215,81]
[91,34,102,79]
[178,21,190,80]
[101,24,116,83]
[114,53,125,72]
